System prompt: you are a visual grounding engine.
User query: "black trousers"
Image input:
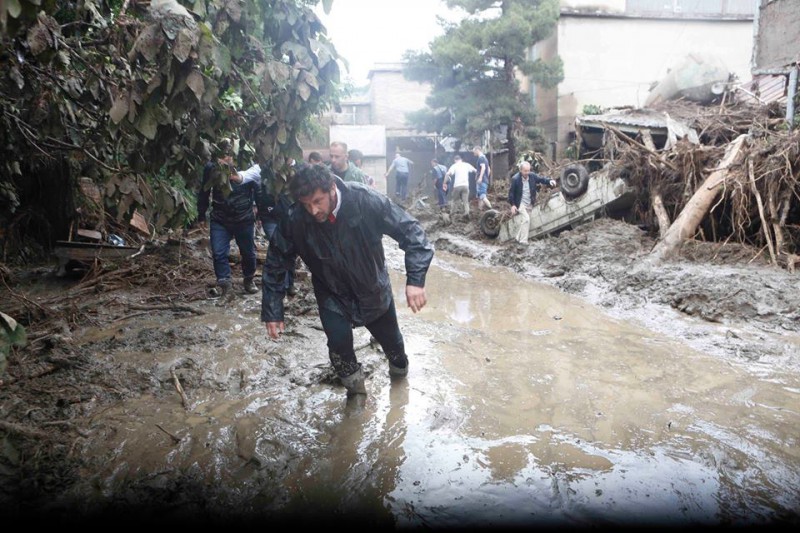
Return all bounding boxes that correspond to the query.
[319,298,407,378]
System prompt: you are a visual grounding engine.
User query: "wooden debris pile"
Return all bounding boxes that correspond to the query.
[600,99,799,270]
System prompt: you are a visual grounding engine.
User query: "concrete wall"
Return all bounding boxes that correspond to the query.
[329,125,388,194]
[753,0,800,72]
[561,0,624,9]
[369,66,432,136]
[551,15,753,155]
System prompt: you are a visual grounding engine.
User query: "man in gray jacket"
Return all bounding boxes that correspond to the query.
[261,163,434,396]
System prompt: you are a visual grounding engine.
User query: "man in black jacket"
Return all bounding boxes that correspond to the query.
[261,164,434,396]
[196,140,261,300]
[507,161,557,244]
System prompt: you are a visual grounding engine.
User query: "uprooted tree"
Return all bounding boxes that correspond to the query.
[0,0,341,261]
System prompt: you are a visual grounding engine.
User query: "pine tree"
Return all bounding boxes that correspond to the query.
[403,0,563,168]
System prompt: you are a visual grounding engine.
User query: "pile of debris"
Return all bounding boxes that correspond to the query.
[577,98,799,271]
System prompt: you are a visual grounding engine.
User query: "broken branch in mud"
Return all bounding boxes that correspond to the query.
[127,303,205,315]
[170,368,190,410]
[155,423,182,445]
[0,419,50,440]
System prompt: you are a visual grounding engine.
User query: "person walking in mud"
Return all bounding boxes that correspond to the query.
[507,160,557,244]
[196,139,261,300]
[472,146,492,211]
[431,158,449,209]
[445,154,476,220]
[385,151,414,202]
[256,162,298,297]
[261,164,434,396]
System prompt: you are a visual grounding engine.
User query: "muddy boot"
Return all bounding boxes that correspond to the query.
[340,367,367,396]
[209,279,233,300]
[243,276,258,294]
[388,360,408,378]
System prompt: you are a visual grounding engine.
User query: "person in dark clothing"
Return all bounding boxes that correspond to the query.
[196,140,261,299]
[256,163,297,297]
[261,164,434,396]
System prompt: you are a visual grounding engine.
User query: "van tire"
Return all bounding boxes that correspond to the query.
[560,164,589,199]
[479,209,501,238]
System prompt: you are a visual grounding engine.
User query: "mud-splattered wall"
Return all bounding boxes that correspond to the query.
[753,0,800,72]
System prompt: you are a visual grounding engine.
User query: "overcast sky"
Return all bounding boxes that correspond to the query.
[314,0,459,84]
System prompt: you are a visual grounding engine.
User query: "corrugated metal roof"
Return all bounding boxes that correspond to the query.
[576,110,669,131]
[734,74,787,105]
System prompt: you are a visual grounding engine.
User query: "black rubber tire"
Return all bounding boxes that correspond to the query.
[560,163,589,199]
[479,209,501,238]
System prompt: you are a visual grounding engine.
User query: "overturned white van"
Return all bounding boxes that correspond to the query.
[479,163,636,242]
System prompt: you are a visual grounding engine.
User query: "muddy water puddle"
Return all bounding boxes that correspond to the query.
[78,246,800,527]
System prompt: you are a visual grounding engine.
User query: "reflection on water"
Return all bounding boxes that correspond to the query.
[83,246,800,527]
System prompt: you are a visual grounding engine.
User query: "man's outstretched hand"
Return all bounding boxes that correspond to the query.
[406,285,427,313]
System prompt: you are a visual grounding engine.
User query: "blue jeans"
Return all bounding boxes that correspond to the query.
[395,172,409,200]
[210,220,257,283]
[436,185,447,207]
[319,298,407,378]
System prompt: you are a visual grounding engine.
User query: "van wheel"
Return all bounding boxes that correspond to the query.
[479,209,501,238]
[560,164,589,199]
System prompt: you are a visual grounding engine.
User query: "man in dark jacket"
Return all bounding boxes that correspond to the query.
[261,164,434,396]
[507,161,556,244]
[197,141,261,299]
[256,162,297,296]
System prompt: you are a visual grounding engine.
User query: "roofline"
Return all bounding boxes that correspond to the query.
[560,8,753,22]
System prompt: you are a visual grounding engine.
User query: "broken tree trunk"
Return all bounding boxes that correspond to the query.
[649,134,749,261]
[652,193,671,239]
[748,158,777,265]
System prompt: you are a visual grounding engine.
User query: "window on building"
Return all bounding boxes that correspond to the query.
[626,0,755,16]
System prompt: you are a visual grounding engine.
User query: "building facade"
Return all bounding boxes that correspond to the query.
[533,0,755,157]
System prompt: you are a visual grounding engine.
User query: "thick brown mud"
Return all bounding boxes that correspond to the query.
[2,214,799,529]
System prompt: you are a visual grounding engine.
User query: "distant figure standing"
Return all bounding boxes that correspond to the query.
[430,158,449,208]
[472,146,492,211]
[445,155,476,219]
[329,141,367,184]
[308,151,324,166]
[385,152,414,202]
[507,161,557,244]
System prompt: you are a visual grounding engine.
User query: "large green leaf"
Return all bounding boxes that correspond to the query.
[1,311,27,375]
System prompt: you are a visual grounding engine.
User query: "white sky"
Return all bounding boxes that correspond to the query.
[314,0,459,84]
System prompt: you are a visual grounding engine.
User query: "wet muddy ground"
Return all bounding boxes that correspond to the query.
[1,204,799,529]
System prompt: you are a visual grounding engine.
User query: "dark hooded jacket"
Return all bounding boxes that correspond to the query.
[508,171,553,209]
[197,161,258,226]
[261,177,434,326]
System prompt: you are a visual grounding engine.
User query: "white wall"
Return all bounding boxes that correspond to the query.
[329,125,388,194]
[554,16,753,151]
[561,0,624,10]
[558,17,753,111]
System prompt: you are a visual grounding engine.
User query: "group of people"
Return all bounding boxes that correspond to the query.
[197,140,434,397]
[429,146,495,217]
[197,140,557,397]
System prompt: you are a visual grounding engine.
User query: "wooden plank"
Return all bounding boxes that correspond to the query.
[76,228,103,241]
[129,209,150,235]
